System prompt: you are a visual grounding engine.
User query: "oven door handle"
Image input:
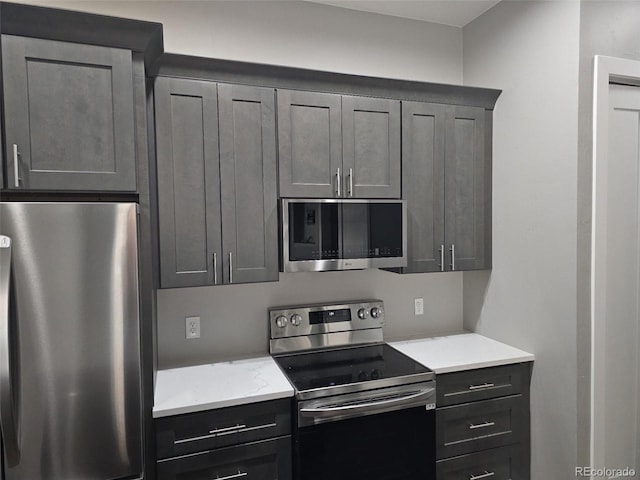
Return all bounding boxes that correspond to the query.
[300,387,435,418]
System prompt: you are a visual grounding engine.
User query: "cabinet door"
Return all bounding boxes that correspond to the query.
[401,101,446,273]
[155,77,222,288]
[277,89,342,198]
[1,35,136,191]
[444,106,489,270]
[219,84,278,284]
[342,96,401,198]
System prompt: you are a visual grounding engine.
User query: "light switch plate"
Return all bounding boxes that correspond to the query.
[185,316,200,339]
[414,298,424,316]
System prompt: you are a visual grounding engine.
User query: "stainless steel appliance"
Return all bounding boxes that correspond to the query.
[0,202,143,480]
[269,300,436,480]
[280,199,407,272]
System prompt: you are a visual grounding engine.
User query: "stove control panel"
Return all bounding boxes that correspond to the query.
[269,300,384,339]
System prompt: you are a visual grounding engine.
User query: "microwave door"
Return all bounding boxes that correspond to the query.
[342,203,370,260]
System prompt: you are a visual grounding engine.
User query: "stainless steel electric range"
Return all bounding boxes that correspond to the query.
[269,300,436,480]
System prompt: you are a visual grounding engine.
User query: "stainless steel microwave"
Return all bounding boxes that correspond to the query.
[280,199,407,272]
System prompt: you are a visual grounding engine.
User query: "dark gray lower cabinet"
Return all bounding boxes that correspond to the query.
[154,77,278,288]
[399,101,491,273]
[436,363,531,480]
[2,34,137,191]
[155,399,292,480]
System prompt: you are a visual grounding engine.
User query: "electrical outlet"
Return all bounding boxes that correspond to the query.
[185,316,200,339]
[414,298,424,316]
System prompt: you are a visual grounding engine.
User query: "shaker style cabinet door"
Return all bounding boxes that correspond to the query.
[154,77,222,288]
[401,101,447,273]
[1,35,136,191]
[218,84,279,284]
[444,105,490,271]
[342,96,401,198]
[277,89,342,198]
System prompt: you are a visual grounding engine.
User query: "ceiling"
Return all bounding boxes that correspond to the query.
[306,0,501,28]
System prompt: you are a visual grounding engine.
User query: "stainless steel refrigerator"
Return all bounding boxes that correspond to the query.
[0,202,143,480]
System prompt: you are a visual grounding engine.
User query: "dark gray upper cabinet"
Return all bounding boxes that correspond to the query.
[401,101,447,273]
[218,83,278,284]
[155,77,222,288]
[277,89,401,198]
[155,77,278,288]
[2,34,137,191]
[444,105,489,271]
[401,102,491,273]
[342,96,400,198]
[277,89,342,198]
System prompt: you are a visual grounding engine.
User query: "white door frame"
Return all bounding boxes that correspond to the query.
[591,55,640,473]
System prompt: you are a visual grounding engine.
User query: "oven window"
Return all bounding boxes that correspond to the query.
[296,406,435,480]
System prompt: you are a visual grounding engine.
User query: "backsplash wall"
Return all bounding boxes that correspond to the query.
[157,270,463,369]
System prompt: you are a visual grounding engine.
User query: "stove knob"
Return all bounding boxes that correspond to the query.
[357,308,369,320]
[290,314,302,326]
[370,307,383,319]
[275,315,288,328]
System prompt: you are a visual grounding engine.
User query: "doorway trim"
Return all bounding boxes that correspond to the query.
[591,55,640,473]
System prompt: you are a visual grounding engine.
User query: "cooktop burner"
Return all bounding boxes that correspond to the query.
[274,343,431,393]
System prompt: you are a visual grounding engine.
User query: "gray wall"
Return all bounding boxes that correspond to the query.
[576,0,640,470]
[462,1,580,479]
[14,0,468,368]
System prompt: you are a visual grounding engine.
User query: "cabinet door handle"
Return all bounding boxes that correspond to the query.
[336,168,341,197]
[228,252,233,284]
[439,245,445,272]
[209,423,246,435]
[213,471,247,480]
[468,382,494,391]
[173,423,247,444]
[469,471,495,480]
[12,144,20,188]
[348,168,353,197]
[469,420,495,430]
[450,244,456,271]
[213,253,218,285]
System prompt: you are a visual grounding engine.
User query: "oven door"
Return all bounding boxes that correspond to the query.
[294,384,436,480]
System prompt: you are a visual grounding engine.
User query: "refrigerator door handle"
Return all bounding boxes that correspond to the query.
[0,235,21,466]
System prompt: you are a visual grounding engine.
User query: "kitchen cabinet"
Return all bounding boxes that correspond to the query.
[155,398,292,480]
[1,34,137,191]
[435,363,531,480]
[154,77,278,288]
[400,101,491,273]
[277,89,400,198]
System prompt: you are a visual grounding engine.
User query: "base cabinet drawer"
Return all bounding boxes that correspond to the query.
[157,436,292,480]
[436,395,524,459]
[436,445,526,480]
[156,398,291,459]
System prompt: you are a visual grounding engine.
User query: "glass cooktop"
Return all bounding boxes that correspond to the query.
[273,343,432,393]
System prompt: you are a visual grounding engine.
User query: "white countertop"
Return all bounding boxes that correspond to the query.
[153,356,294,418]
[390,333,534,374]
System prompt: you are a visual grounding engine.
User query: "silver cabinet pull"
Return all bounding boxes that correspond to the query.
[0,236,21,466]
[12,144,20,188]
[174,423,247,445]
[468,382,494,390]
[469,421,495,430]
[213,253,218,285]
[469,471,495,480]
[209,424,246,435]
[228,252,233,284]
[348,168,353,197]
[450,244,456,271]
[439,244,445,272]
[336,168,341,197]
[213,471,247,480]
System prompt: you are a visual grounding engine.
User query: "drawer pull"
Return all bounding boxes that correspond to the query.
[174,422,277,445]
[214,471,247,480]
[468,383,495,390]
[469,421,495,430]
[469,471,495,480]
